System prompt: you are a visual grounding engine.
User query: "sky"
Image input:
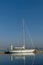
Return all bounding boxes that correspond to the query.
[0,0,43,49]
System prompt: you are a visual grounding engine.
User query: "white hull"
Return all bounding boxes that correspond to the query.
[10,53,35,56]
[10,49,35,53]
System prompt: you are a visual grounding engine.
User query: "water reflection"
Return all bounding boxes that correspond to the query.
[0,53,43,65]
[9,53,35,65]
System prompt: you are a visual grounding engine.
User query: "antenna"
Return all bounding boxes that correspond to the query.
[23,19,25,49]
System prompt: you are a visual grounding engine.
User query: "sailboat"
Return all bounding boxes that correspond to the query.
[9,19,35,53]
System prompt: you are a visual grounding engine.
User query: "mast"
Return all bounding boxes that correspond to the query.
[23,19,25,49]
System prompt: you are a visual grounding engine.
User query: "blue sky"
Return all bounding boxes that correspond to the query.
[0,0,43,48]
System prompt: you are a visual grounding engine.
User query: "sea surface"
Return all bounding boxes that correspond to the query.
[0,53,43,65]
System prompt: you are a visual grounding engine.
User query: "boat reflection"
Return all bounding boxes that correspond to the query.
[9,53,35,61]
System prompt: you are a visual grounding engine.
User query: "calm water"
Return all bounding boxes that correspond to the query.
[0,53,43,65]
